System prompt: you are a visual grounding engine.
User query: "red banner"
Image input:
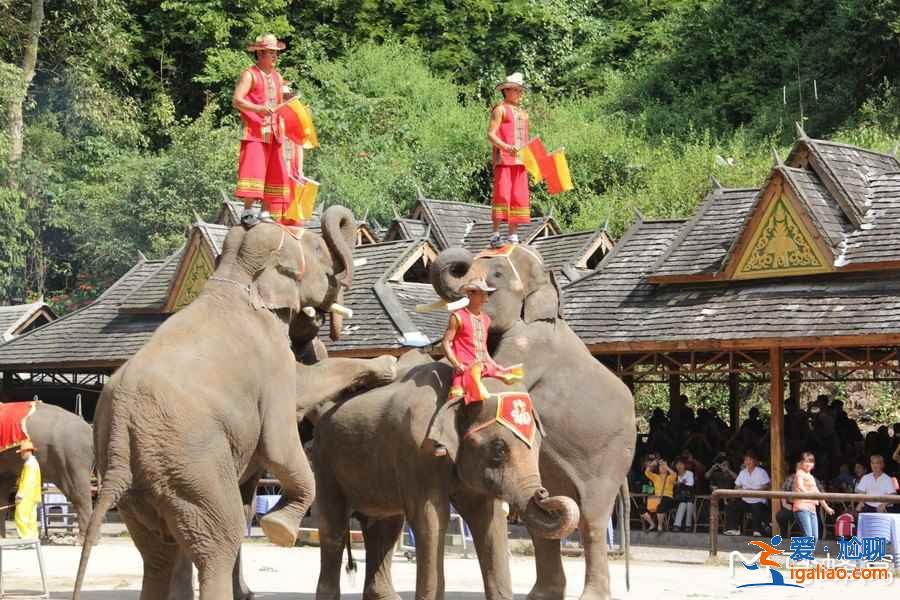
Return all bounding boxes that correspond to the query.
[494,392,537,447]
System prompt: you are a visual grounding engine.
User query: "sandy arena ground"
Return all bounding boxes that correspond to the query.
[0,538,896,599]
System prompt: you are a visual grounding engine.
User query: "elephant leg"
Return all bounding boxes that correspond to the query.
[451,492,512,600]
[361,515,404,600]
[54,467,92,542]
[315,475,349,600]
[577,480,620,600]
[405,495,449,600]
[528,537,565,600]
[233,474,261,600]
[296,356,398,409]
[119,504,180,600]
[257,402,315,548]
[167,549,194,600]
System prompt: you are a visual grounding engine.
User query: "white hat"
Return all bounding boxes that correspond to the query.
[247,34,286,52]
[496,72,527,92]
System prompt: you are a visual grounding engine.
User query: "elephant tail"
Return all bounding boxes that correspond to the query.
[73,423,133,599]
[345,527,357,573]
[618,480,630,593]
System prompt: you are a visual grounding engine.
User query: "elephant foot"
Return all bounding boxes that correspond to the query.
[362,591,402,600]
[316,584,340,600]
[235,591,255,600]
[578,588,611,600]
[260,511,299,548]
[527,583,566,600]
[369,355,398,386]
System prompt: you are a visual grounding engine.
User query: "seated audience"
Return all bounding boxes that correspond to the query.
[724,450,770,536]
[855,455,897,513]
[671,457,695,531]
[640,457,675,532]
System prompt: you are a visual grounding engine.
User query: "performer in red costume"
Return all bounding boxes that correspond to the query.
[487,72,530,248]
[232,34,290,225]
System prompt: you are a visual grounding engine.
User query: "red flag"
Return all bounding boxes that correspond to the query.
[276,98,319,148]
[538,151,574,195]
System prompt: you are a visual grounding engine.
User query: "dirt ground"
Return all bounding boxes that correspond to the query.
[1,538,896,599]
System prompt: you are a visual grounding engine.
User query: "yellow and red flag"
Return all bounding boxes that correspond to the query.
[276,98,319,149]
[517,137,549,183]
[539,150,574,195]
[284,175,319,224]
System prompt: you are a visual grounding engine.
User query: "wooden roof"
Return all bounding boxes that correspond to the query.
[0,300,56,342]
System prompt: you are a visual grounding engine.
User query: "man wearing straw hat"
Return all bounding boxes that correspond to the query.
[487,72,530,248]
[14,440,41,539]
[232,34,291,225]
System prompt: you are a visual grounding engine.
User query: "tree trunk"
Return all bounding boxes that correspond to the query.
[7,0,45,188]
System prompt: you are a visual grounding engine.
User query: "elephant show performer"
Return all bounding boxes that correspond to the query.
[488,72,530,248]
[232,34,290,225]
[14,440,41,539]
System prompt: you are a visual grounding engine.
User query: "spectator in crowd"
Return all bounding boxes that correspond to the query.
[640,457,675,532]
[832,463,855,493]
[724,450,770,536]
[671,457,695,531]
[706,452,737,491]
[776,465,797,536]
[856,455,897,513]
[853,461,867,488]
[680,449,706,493]
[793,451,834,542]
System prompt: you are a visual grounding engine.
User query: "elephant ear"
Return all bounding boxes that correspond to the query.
[427,398,463,462]
[251,263,302,313]
[523,268,561,323]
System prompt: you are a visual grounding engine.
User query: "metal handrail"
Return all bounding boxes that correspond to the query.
[709,488,899,557]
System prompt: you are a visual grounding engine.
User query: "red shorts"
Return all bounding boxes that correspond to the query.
[236,140,290,216]
[492,165,530,224]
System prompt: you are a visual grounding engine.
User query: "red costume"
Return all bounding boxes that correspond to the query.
[449,308,523,404]
[492,103,530,225]
[235,65,290,219]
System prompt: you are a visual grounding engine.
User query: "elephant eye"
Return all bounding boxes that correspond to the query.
[488,438,509,467]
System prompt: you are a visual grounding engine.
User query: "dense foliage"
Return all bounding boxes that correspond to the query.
[2,0,900,313]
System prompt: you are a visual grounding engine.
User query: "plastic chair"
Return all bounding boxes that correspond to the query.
[0,537,49,598]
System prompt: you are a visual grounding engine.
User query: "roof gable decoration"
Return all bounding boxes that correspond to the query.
[386,241,438,283]
[725,173,834,281]
[163,226,217,313]
[0,299,56,342]
[573,230,615,269]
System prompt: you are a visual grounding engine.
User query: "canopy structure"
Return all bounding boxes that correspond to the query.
[563,128,900,531]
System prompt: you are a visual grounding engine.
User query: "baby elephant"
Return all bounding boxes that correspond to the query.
[311,357,579,600]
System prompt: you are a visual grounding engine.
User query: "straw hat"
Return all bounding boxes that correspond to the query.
[247,34,286,52]
[496,72,527,92]
[462,277,496,293]
[16,440,36,454]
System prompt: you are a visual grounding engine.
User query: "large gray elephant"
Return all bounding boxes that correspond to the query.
[73,207,357,600]
[310,351,580,600]
[423,245,636,600]
[0,402,92,539]
[166,354,401,600]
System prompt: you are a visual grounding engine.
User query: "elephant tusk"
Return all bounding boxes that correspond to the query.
[329,303,353,318]
[415,297,470,313]
[301,306,317,318]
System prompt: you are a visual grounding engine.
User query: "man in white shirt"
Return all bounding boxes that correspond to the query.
[724,450,771,536]
[855,455,897,513]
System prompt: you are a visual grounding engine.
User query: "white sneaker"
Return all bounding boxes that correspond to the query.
[508,234,520,244]
[723,529,740,536]
[490,233,502,248]
[753,531,762,537]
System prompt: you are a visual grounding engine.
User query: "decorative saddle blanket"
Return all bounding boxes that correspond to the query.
[0,401,37,452]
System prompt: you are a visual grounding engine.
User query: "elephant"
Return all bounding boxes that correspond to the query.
[165,353,401,600]
[309,350,580,600]
[422,244,636,600]
[73,207,358,600]
[0,402,92,540]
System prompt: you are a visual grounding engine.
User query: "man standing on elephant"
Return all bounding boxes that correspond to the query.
[232,34,290,225]
[14,440,41,539]
[488,72,530,248]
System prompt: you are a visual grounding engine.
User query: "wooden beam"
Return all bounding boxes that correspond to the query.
[769,346,785,535]
[788,369,802,406]
[728,355,740,434]
[585,332,900,355]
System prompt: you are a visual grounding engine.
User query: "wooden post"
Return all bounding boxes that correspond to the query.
[669,371,682,428]
[789,368,801,406]
[622,374,635,393]
[769,346,785,535]
[728,354,740,433]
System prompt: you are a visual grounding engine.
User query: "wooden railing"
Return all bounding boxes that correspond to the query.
[709,489,899,557]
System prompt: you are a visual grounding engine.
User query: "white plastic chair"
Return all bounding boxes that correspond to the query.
[0,537,49,599]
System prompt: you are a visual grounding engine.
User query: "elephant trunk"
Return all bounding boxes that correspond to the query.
[518,487,580,540]
[430,247,474,302]
[322,205,356,290]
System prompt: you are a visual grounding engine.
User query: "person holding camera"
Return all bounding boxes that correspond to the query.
[671,457,696,531]
[640,457,676,532]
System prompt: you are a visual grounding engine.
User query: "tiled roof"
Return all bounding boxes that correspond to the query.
[0,261,167,369]
[416,197,491,249]
[780,167,853,248]
[838,171,900,266]
[320,239,442,354]
[0,301,55,341]
[117,246,184,312]
[529,230,610,282]
[651,187,759,278]
[564,218,900,349]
